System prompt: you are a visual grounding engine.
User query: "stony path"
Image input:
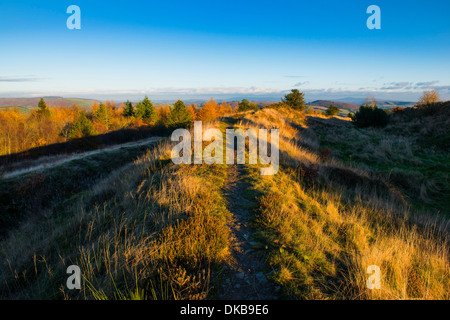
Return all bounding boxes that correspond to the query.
[217,164,277,300]
[1,137,163,179]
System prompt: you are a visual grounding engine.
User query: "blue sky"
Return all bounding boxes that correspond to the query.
[1,0,449,102]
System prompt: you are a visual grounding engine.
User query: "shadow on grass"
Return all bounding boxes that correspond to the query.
[0,128,172,238]
[0,124,173,167]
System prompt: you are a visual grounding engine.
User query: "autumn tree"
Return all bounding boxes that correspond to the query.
[187,103,198,121]
[157,104,171,127]
[199,98,218,122]
[167,100,192,128]
[282,89,306,111]
[105,100,116,111]
[216,101,233,116]
[94,103,110,130]
[64,112,96,139]
[418,89,440,105]
[51,105,79,138]
[0,108,24,155]
[135,96,157,123]
[220,101,233,114]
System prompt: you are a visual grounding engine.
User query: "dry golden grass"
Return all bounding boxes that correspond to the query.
[0,128,232,299]
[238,107,449,299]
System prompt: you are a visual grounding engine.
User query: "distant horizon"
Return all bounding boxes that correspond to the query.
[0,93,420,106]
[0,91,425,105]
[1,87,447,103]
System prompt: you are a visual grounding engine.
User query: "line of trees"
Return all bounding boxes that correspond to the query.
[0,97,237,156]
[122,96,234,125]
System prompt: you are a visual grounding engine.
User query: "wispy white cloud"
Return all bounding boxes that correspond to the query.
[380,80,444,91]
[283,75,308,78]
[415,81,439,88]
[294,81,310,87]
[380,82,414,90]
[0,76,41,82]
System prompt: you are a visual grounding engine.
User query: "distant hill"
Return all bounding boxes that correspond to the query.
[333,97,415,109]
[308,100,359,112]
[0,97,99,112]
[308,99,416,115]
[375,100,416,108]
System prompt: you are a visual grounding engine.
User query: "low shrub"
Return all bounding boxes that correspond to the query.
[392,106,405,113]
[352,105,389,128]
[325,104,340,116]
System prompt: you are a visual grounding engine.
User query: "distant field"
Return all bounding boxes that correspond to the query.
[0,97,98,112]
[0,105,31,113]
[311,105,353,116]
[308,99,416,116]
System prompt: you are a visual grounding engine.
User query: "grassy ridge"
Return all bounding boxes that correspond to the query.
[305,106,450,214]
[236,107,448,299]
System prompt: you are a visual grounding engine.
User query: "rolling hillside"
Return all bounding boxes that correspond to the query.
[308,99,417,115]
[308,100,359,111]
[333,98,416,108]
[0,97,99,112]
